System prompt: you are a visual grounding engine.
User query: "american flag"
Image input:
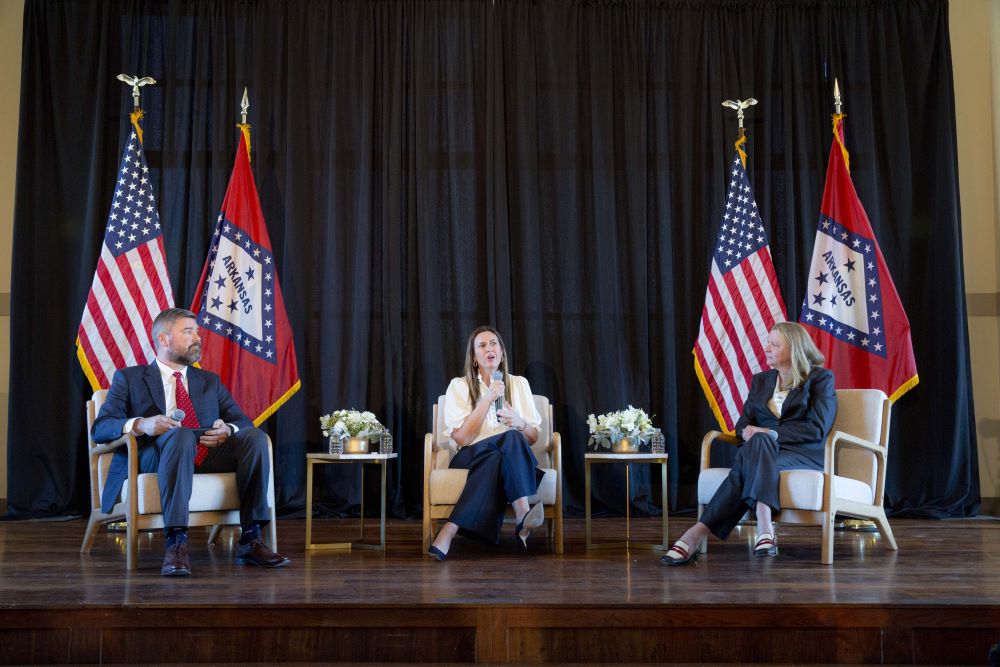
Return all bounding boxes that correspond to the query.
[693,150,787,433]
[77,129,174,390]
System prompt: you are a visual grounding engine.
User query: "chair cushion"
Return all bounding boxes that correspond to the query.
[698,468,874,512]
[428,467,558,506]
[122,472,241,515]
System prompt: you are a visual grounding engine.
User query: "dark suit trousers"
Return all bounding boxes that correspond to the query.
[447,430,544,544]
[700,433,821,540]
[137,426,271,530]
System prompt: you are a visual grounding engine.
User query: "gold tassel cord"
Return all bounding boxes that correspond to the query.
[237,123,252,162]
[130,109,144,145]
[734,131,748,169]
[832,113,850,172]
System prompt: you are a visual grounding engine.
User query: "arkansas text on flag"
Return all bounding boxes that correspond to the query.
[799,114,918,401]
[77,125,175,390]
[694,139,788,433]
[190,127,300,425]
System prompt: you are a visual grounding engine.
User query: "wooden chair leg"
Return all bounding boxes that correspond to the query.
[698,505,708,554]
[821,512,835,565]
[871,510,898,551]
[80,514,104,554]
[554,508,564,555]
[422,516,434,553]
[127,521,138,571]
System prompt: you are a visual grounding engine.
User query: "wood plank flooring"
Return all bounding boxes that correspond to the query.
[1,516,999,664]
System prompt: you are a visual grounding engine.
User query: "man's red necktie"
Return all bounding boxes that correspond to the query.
[173,371,208,466]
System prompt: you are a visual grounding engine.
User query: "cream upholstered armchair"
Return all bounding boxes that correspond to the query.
[80,389,278,569]
[698,388,896,564]
[423,394,563,553]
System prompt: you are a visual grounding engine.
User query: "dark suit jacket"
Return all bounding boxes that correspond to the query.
[92,362,253,513]
[733,366,837,466]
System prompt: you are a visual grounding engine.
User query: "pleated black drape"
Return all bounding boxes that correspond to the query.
[6,0,978,521]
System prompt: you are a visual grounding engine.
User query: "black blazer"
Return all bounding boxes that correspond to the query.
[92,362,253,513]
[733,367,837,466]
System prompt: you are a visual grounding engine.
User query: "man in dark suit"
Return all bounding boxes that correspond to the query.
[92,307,290,576]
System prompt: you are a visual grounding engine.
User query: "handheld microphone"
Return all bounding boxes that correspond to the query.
[491,370,504,413]
[171,409,185,423]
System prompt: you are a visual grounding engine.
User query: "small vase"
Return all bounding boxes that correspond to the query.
[343,436,370,454]
[328,433,344,455]
[612,435,641,453]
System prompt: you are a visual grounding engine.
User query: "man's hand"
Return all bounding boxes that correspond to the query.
[136,415,181,437]
[200,419,231,447]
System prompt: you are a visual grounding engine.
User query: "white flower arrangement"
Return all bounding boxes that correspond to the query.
[586,405,654,449]
[320,409,385,439]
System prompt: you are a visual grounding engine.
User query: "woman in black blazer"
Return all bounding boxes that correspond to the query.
[662,321,837,564]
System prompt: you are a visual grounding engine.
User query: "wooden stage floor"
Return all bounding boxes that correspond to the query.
[2,516,999,664]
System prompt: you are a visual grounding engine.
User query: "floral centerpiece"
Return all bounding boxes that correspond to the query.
[320,409,385,454]
[587,405,654,452]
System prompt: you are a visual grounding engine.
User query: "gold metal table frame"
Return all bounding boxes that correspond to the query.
[584,452,669,551]
[305,452,397,551]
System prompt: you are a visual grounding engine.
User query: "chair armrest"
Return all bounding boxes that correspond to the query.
[825,430,887,476]
[551,431,562,472]
[828,430,886,456]
[90,436,129,457]
[700,431,739,471]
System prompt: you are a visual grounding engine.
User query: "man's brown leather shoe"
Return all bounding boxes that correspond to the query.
[236,538,291,568]
[161,535,191,576]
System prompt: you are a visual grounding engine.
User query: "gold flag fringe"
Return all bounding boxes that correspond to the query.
[833,113,850,172]
[130,109,144,145]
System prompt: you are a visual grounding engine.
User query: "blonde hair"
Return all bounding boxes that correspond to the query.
[463,325,512,406]
[772,321,825,389]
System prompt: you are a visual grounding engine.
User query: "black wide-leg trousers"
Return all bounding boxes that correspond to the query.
[447,430,543,544]
[700,433,821,540]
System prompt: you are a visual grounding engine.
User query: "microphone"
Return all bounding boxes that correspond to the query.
[491,370,504,414]
[171,409,185,423]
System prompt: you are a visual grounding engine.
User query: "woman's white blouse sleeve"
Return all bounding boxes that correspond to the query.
[512,375,542,429]
[442,377,472,438]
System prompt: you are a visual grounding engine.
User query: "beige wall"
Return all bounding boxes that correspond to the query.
[953,0,1000,499]
[0,2,999,503]
[0,1,22,503]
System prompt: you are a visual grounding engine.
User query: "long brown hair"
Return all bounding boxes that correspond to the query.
[772,321,825,389]
[463,325,512,406]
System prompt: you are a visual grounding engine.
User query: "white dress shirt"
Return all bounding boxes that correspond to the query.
[443,374,541,446]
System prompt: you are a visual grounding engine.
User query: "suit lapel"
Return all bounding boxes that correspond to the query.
[187,367,205,423]
[144,362,167,414]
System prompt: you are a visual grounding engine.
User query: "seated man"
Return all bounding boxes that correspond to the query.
[92,307,290,576]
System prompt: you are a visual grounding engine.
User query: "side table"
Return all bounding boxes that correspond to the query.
[305,452,397,551]
[584,452,669,551]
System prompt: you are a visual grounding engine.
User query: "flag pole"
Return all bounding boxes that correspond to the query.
[722,97,758,167]
[832,78,850,172]
[115,73,156,144]
[238,87,252,161]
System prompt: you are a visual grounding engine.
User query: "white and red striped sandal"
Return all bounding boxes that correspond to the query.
[753,532,778,557]
[660,539,699,565]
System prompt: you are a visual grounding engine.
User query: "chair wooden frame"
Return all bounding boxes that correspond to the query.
[699,388,898,564]
[80,389,278,569]
[422,395,563,554]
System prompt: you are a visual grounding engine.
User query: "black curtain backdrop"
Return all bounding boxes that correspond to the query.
[6,0,979,521]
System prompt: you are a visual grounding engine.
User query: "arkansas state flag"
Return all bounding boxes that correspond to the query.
[798,114,918,402]
[190,125,300,424]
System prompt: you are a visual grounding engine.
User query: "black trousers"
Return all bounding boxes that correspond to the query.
[447,430,543,544]
[136,426,272,530]
[700,433,821,540]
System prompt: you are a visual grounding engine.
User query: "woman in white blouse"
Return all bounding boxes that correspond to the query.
[661,321,837,565]
[427,326,544,560]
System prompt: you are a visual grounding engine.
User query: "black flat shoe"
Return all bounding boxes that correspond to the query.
[660,539,699,566]
[427,545,448,561]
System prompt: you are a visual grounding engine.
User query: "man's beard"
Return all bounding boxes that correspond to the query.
[169,344,201,366]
